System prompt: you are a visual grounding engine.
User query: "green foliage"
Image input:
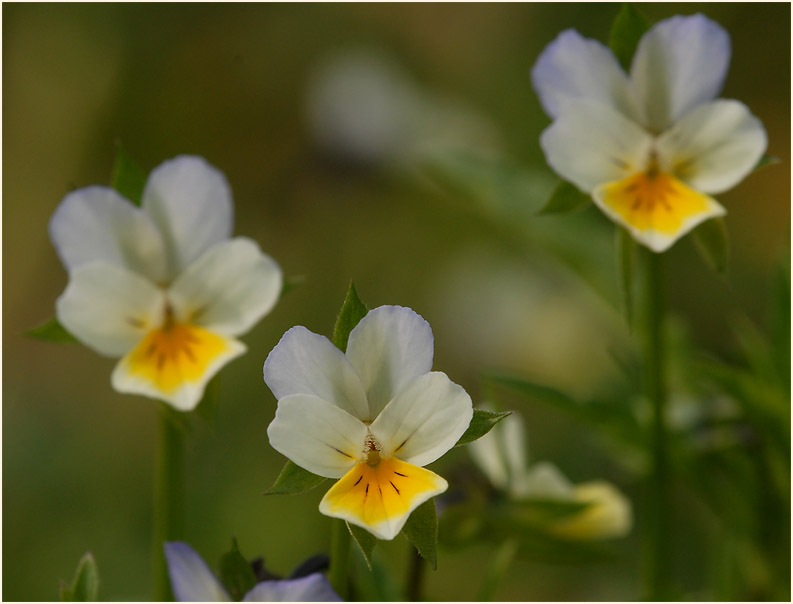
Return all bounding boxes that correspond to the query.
[217,538,257,601]
[454,409,512,447]
[477,539,518,601]
[332,282,368,352]
[110,143,146,205]
[351,548,403,601]
[608,3,651,70]
[616,227,638,326]
[538,180,591,215]
[194,375,221,426]
[265,460,326,496]
[280,275,306,300]
[347,522,377,570]
[402,499,439,569]
[27,316,78,343]
[753,154,781,172]
[692,217,729,275]
[59,552,99,602]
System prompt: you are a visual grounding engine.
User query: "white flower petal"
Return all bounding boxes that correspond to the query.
[540,100,653,192]
[370,371,472,467]
[267,394,367,478]
[468,419,510,490]
[111,327,246,412]
[631,14,730,131]
[168,238,282,337]
[550,481,633,540]
[500,412,528,486]
[142,156,233,279]
[243,574,341,602]
[657,99,768,194]
[345,306,434,420]
[55,263,165,357]
[531,28,640,122]
[49,186,167,282]
[164,541,231,602]
[263,327,370,419]
[515,461,575,499]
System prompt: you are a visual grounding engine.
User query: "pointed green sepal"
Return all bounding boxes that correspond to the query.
[692,217,729,275]
[608,3,651,70]
[265,460,327,496]
[59,552,99,602]
[347,522,377,570]
[753,154,780,172]
[332,282,368,352]
[27,316,79,344]
[537,181,591,215]
[454,409,512,447]
[217,537,258,602]
[401,498,439,570]
[110,142,146,205]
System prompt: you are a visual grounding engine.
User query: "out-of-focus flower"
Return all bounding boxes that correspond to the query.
[50,155,282,411]
[164,542,341,602]
[532,14,767,252]
[470,409,632,540]
[265,305,473,540]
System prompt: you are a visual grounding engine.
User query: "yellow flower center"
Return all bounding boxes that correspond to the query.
[124,319,231,394]
[598,168,711,234]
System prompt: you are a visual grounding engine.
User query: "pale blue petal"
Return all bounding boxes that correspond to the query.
[243,574,342,602]
[631,14,731,131]
[164,542,231,602]
[531,29,641,122]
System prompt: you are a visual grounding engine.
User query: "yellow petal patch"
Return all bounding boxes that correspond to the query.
[319,457,447,540]
[597,170,712,234]
[123,322,233,395]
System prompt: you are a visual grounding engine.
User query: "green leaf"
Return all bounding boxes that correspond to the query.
[332,282,368,352]
[616,227,638,326]
[477,539,517,601]
[60,552,99,601]
[347,522,377,570]
[217,537,257,602]
[280,275,305,300]
[608,3,651,70]
[265,460,327,496]
[401,499,438,569]
[753,154,781,172]
[454,409,512,447]
[110,143,146,205]
[692,217,729,274]
[27,316,79,343]
[537,180,591,215]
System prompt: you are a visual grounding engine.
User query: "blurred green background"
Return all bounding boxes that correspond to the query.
[3,3,789,601]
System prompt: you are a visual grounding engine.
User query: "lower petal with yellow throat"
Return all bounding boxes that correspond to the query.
[593,170,725,253]
[111,322,245,411]
[319,456,447,540]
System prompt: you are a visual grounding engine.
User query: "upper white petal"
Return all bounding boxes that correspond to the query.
[345,305,434,420]
[540,100,653,192]
[514,461,575,499]
[531,28,640,122]
[631,14,730,131]
[263,326,370,419]
[163,541,231,602]
[142,155,233,279]
[168,238,282,337]
[49,186,167,282]
[370,371,473,467]
[242,574,342,602]
[656,99,768,194]
[55,262,165,357]
[267,394,368,478]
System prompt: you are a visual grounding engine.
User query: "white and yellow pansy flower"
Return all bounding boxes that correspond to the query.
[264,305,473,540]
[470,409,632,540]
[532,13,767,252]
[50,155,282,411]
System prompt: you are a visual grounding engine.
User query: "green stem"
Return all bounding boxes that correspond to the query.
[153,404,184,601]
[329,520,351,599]
[406,545,425,601]
[642,250,670,600]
